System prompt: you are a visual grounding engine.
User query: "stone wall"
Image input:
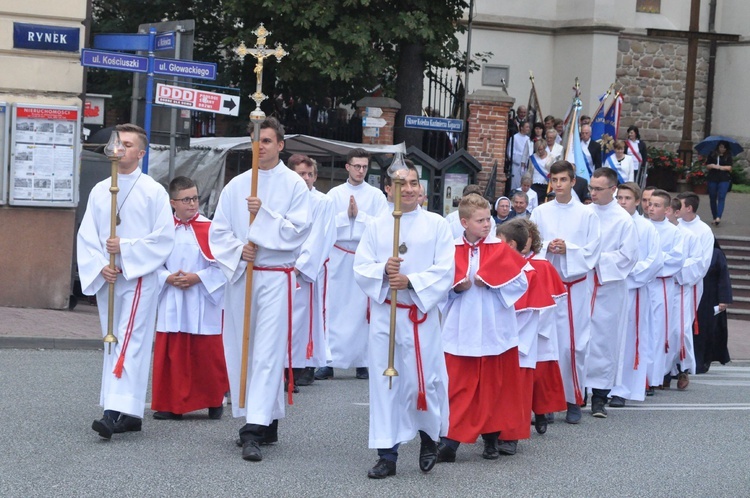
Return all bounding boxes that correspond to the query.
[616,34,709,151]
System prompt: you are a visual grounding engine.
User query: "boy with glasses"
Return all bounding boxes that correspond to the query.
[151,176,228,422]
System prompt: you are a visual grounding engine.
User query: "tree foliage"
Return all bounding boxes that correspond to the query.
[89,0,469,133]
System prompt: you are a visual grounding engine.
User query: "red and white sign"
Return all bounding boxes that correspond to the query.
[156,83,240,116]
[83,97,105,125]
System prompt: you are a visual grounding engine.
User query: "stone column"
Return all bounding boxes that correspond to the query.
[356,96,400,146]
[465,89,515,197]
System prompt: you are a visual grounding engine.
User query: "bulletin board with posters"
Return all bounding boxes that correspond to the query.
[0,103,8,205]
[442,172,469,216]
[9,104,80,207]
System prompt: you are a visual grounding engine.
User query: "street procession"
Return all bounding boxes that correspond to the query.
[2,1,749,495]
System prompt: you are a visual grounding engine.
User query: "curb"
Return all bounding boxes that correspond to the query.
[0,337,103,350]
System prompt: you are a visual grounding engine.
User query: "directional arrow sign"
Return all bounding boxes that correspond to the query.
[363,117,387,128]
[154,58,216,80]
[81,48,147,73]
[155,83,240,116]
[364,107,383,118]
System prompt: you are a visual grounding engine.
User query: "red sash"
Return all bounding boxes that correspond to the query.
[634,288,640,369]
[626,140,642,165]
[113,277,143,378]
[657,276,670,353]
[174,214,215,261]
[384,299,428,411]
[453,237,526,289]
[563,276,587,405]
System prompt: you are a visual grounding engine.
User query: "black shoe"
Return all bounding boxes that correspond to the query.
[436,441,457,463]
[534,414,548,434]
[208,406,223,420]
[565,403,582,424]
[546,413,555,424]
[591,399,608,418]
[646,387,656,396]
[482,436,500,460]
[296,367,316,386]
[283,382,300,393]
[91,417,115,440]
[242,440,262,461]
[497,440,517,456]
[314,366,334,380]
[261,420,278,445]
[609,396,626,408]
[153,411,183,420]
[418,434,438,472]
[367,458,396,479]
[113,415,142,433]
[356,367,369,380]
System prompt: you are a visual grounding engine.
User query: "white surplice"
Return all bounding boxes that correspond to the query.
[156,216,226,335]
[529,197,601,404]
[646,219,685,385]
[326,180,389,369]
[611,213,663,401]
[586,200,638,391]
[209,161,310,425]
[353,208,454,449]
[77,168,174,417]
[290,188,336,368]
[510,132,530,190]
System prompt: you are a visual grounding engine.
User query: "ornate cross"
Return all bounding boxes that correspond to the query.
[234,24,288,113]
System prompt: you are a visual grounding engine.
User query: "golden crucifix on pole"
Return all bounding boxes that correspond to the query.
[233,24,287,409]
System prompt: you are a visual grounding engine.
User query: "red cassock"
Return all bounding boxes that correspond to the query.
[151,215,229,415]
[526,256,568,415]
[445,238,528,443]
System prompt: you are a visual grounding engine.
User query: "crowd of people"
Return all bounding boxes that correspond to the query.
[76,119,731,480]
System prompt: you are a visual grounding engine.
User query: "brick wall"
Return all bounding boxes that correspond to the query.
[466,94,514,197]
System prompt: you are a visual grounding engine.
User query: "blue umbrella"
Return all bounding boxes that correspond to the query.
[694,135,744,157]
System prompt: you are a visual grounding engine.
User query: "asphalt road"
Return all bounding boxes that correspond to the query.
[1,349,749,497]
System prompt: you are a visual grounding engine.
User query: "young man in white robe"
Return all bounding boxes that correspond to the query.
[675,192,714,389]
[77,124,175,440]
[646,190,685,395]
[353,164,454,479]
[509,121,531,191]
[317,148,389,380]
[610,183,663,406]
[585,168,638,418]
[529,160,601,424]
[151,176,228,421]
[209,117,310,462]
[439,196,528,461]
[288,155,336,386]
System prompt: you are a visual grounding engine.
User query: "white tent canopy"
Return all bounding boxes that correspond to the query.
[148,135,405,217]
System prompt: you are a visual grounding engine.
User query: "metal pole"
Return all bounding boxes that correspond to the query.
[142,27,156,174]
[168,27,183,182]
[461,0,474,149]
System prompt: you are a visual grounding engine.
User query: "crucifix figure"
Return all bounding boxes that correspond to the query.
[234,23,288,113]
[647,0,739,167]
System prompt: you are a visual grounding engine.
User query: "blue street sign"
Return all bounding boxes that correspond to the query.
[81,48,148,73]
[404,114,464,133]
[14,23,80,52]
[154,58,216,80]
[94,32,175,52]
[154,32,175,51]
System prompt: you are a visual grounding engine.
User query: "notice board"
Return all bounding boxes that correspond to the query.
[9,104,80,207]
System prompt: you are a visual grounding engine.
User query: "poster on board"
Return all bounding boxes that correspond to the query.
[9,104,79,207]
[0,103,7,205]
[442,172,468,216]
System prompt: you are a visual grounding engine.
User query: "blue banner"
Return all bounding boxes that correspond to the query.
[14,23,80,52]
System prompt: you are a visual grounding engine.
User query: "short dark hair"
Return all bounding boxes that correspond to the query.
[169,176,196,198]
[549,160,575,179]
[462,184,484,197]
[288,153,316,172]
[383,158,417,187]
[260,117,285,142]
[592,167,618,185]
[347,148,371,164]
[670,197,682,211]
[519,218,543,254]
[115,123,148,149]
[627,125,640,140]
[677,191,700,212]
[642,185,656,193]
[617,181,642,200]
[651,189,671,206]
[497,218,529,251]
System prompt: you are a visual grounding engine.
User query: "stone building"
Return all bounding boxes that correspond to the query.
[457,0,750,161]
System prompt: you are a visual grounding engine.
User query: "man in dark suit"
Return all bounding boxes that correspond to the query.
[581,124,602,171]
